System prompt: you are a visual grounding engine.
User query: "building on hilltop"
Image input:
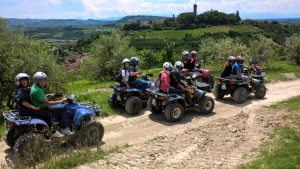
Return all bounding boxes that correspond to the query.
[180,3,197,16]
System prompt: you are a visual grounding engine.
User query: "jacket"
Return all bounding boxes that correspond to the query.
[159,71,170,92]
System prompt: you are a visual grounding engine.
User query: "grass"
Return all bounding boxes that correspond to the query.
[53,32,64,38]
[141,25,257,39]
[238,95,300,169]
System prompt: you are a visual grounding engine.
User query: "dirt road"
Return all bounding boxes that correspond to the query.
[1,78,300,168]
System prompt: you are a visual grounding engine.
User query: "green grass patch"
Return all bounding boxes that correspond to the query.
[53,32,64,38]
[31,33,48,38]
[268,95,300,112]
[239,95,300,169]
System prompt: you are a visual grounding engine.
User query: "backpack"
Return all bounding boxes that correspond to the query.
[154,73,162,88]
[115,68,126,83]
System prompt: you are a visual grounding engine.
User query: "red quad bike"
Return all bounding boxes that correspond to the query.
[213,77,266,104]
[181,60,214,91]
[249,58,266,76]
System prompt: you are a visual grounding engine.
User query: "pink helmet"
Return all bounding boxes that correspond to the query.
[228,56,236,61]
[190,51,197,58]
[237,55,244,61]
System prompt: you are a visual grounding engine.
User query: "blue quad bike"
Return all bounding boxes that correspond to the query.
[3,94,104,160]
[108,73,154,115]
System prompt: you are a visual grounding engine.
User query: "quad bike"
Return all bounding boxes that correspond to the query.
[108,73,154,115]
[181,59,214,89]
[3,94,104,160]
[249,58,266,76]
[213,76,266,104]
[146,87,214,122]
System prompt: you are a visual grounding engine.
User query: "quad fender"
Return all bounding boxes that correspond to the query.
[74,106,95,125]
[192,72,202,78]
[167,95,186,110]
[194,89,207,100]
[201,68,210,79]
[14,118,49,128]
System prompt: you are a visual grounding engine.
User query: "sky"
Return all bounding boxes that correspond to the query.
[0,0,299,20]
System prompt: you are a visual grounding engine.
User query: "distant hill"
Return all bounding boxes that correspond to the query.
[6,18,111,28]
[254,18,300,24]
[118,15,165,22]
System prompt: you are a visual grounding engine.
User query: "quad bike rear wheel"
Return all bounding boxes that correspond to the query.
[213,84,226,99]
[255,85,266,99]
[125,96,142,115]
[108,92,121,108]
[164,102,184,122]
[78,120,104,146]
[233,87,248,104]
[147,98,161,114]
[199,96,215,114]
[14,132,47,160]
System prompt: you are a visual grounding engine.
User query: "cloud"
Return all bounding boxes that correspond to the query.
[0,0,299,19]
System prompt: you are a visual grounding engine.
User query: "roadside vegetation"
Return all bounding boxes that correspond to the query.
[239,95,300,169]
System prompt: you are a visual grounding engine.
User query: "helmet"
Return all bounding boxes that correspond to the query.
[15,73,30,86]
[190,51,197,58]
[182,51,189,58]
[34,72,47,84]
[130,56,139,65]
[237,55,244,61]
[122,58,130,64]
[163,62,173,71]
[174,61,184,72]
[228,56,236,61]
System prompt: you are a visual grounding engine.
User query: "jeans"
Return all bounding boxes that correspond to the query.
[160,88,182,95]
[19,109,53,128]
[43,105,68,129]
[190,68,203,73]
[135,79,148,92]
[120,81,137,88]
[175,87,193,105]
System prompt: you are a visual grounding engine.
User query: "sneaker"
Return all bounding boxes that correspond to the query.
[60,128,74,136]
[52,131,64,138]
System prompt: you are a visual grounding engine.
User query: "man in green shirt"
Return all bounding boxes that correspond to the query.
[30,72,73,136]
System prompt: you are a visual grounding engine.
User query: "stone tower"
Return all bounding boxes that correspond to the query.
[193,3,197,16]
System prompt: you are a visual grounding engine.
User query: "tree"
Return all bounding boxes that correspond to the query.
[236,11,241,22]
[285,34,300,64]
[198,37,249,72]
[248,39,275,67]
[137,49,159,69]
[0,18,68,110]
[81,31,136,81]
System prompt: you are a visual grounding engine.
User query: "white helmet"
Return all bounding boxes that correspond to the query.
[174,61,184,72]
[34,72,47,84]
[163,62,173,72]
[15,73,30,86]
[182,51,189,58]
[122,58,130,65]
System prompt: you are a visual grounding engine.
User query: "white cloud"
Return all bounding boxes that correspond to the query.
[0,0,299,19]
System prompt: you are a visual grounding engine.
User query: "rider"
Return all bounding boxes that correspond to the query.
[182,51,202,73]
[30,72,73,136]
[120,58,136,88]
[171,61,193,107]
[221,56,236,79]
[159,62,182,95]
[128,56,148,93]
[232,55,248,80]
[13,73,63,137]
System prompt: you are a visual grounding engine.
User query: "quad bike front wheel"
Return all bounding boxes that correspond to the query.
[78,120,104,146]
[233,87,248,104]
[147,98,161,114]
[255,85,266,99]
[199,96,215,114]
[14,132,47,160]
[213,84,226,99]
[164,102,184,122]
[125,96,142,115]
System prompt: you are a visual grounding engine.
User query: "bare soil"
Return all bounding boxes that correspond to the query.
[1,78,300,169]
